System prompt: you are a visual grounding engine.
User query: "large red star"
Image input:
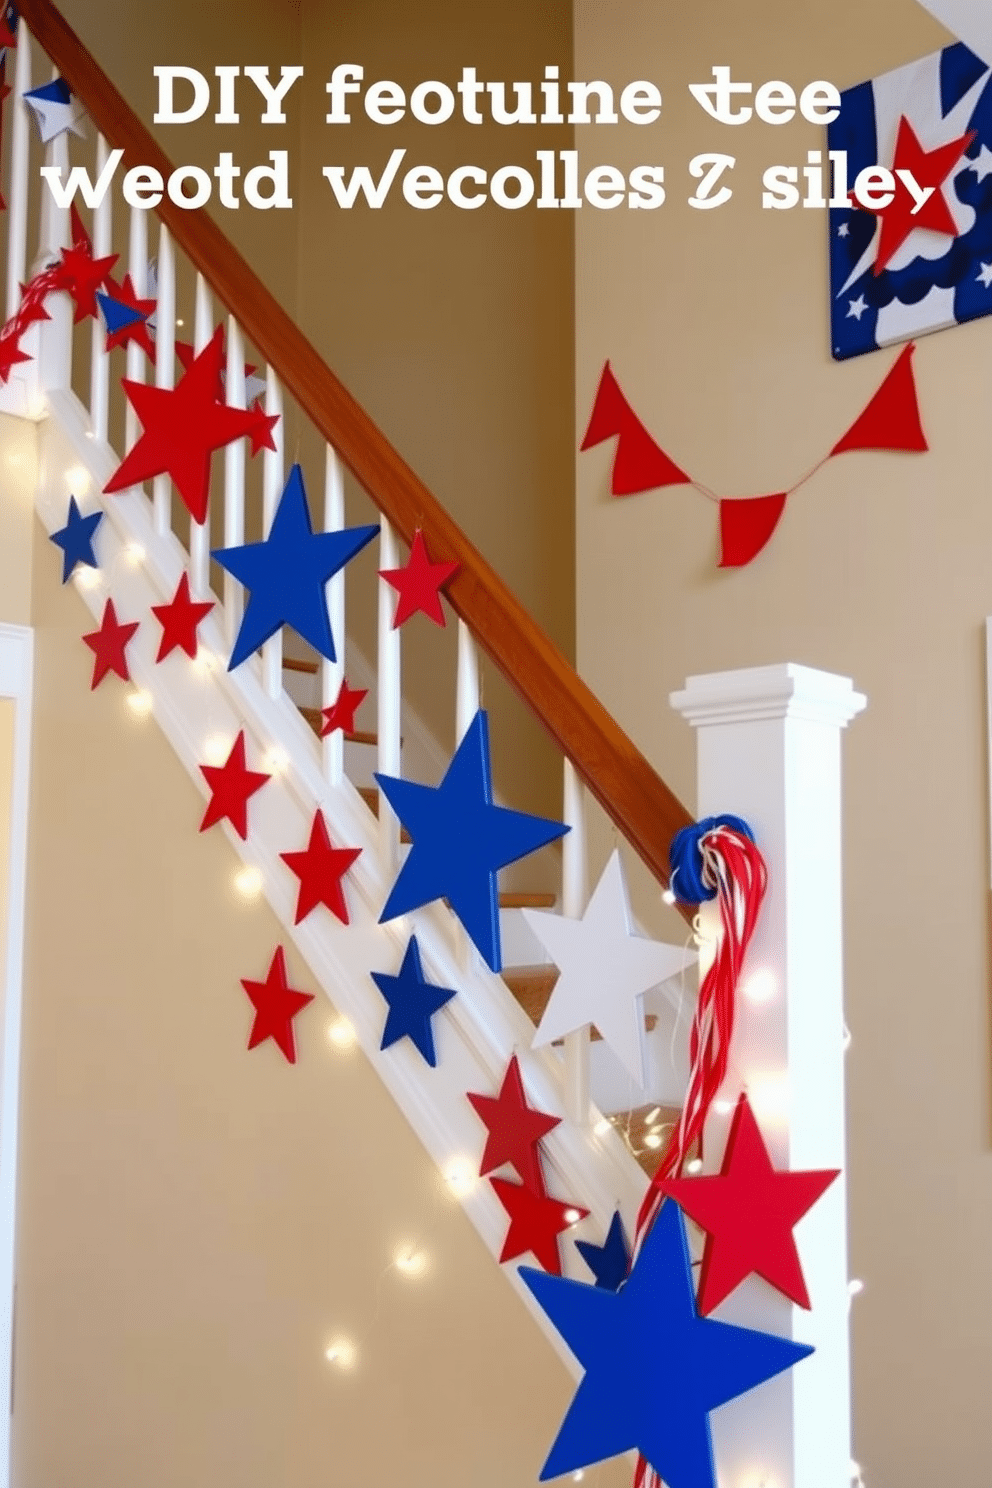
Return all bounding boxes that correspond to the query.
[662,1094,840,1314]
[151,571,214,662]
[467,1054,561,1191]
[320,678,368,737]
[490,1173,588,1275]
[380,529,460,628]
[869,115,976,275]
[82,598,139,689]
[101,272,156,358]
[239,945,315,1063]
[279,809,361,925]
[53,241,119,323]
[104,327,277,525]
[198,729,270,839]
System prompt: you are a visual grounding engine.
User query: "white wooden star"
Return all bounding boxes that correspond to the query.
[22,80,86,145]
[524,850,695,1087]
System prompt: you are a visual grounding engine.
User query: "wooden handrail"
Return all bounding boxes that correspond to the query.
[17,0,695,909]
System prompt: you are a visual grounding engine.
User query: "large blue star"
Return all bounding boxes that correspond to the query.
[371,935,456,1067]
[49,495,102,583]
[212,463,378,670]
[521,1200,814,1487]
[376,710,568,972]
[575,1209,631,1292]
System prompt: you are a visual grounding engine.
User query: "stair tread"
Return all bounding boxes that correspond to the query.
[283,655,319,675]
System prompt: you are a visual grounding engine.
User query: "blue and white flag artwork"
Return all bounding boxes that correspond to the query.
[829,40,992,359]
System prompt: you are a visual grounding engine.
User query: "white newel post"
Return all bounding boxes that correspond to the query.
[670,663,865,1488]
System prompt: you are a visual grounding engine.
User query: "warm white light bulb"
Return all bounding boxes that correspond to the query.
[125,688,153,719]
[443,1158,475,1197]
[264,745,289,775]
[327,1018,356,1051]
[563,1208,582,1225]
[643,1132,663,1150]
[203,733,232,765]
[686,1157,703,1174]
[743,968,776,1005]
[593,1117,611,1137]
[644,1106,661,1126]
[848,1278,865,1297]
[324,1338,356,1370]
[193,649,216,677]
[74,565,102,591]
[662,888,676,906]
[714,1098,735,1116]
[66,465,90,495]
[234,865,263,899]
[125,542,145,567]
[394,1247,427,1277]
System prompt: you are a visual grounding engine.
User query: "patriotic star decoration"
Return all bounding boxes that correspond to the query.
[968,142,992,183]
[575,1209,631,1292]
[82,599,138,689]
[279,809,361,925]
[865,115,976,275]
[380,528,460,628]
[97,274,156,357]
[52,240,118,324]
[175,338,266,404]
[977,261,992,289]
[320,678,368,737]
[104,327,277,525]
[376,709,568,973]
[466,1054,560,1192]
[525,850,694,1087]
[0,327,29,384]
[150,572,214,662]
[0,4,19,52]
[198,729,270,840]
[240,945,314,1064]
[662,1093,840,1314]
[49,495,101,582]
[246,398,279,455]
[491,1172,588,1274]
[521,1200,814,1487]
[370,935,456,1067]
[22,78,86,143]
[847,295,868,321]
[212,463,378,670]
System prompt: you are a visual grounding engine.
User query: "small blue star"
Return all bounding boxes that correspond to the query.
[97,291,145,337]
[376,710,568,972]
[49,496,102,583]
[212,463,378,670]
[371,935,456,1067]
[521,1200,814,1487]
[575,1209,630,1291]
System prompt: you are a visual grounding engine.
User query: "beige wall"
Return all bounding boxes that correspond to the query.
[574,0,992,1481]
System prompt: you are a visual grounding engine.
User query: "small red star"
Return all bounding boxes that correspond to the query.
[467,1055,561,1191]
[247,397,279,455]
[279,809,361,925]
[198,729,270,839]
[101,272,156,358]
[380,529,460,628]
[105,327,276,525]
[0,329,30,384]
[239,945,315,1063]
[82,598,139,688]
[17,283,51,326]
[53,240,119,323]
[151,572,214,661]
[320,678,368,737]
[867,116,976,275]
[490,1173,588,1275]
[662,1094,840,1314]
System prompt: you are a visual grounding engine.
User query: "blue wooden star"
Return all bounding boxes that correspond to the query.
[575,1209,631,1292]
[212,463,378,669]
[49,495,102,583]
[520,1200,814,1487]
[370,935,456,1067]
[376,710,568,972]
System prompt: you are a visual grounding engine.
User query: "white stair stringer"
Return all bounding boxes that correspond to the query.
[35,388,651,1375]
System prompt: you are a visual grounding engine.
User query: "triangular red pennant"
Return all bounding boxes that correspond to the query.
[580,361,691,497]
[718,493,788,568]
[830,342,928,456]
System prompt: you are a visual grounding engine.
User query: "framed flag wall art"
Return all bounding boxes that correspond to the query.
[828,40,992,358]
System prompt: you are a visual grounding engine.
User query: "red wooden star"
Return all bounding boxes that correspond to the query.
[0,330,30,384]
[53,241,119,323]
[17,283,51,326]
[176,339,260,401]
[380,529,460,628]
[247,397,279,455]
[198,729,270,840]
[320,678,368,737]
[82,598,139,689]
[467,1054,561,1191]
[104,327,277,525]
[151,571,214,662]
[279,809,361,925]
[868,116,976,275]
[102,272,156,357]
[239,945,314,1063]
[490,1173,588,1275]
[661,1094,840,1314]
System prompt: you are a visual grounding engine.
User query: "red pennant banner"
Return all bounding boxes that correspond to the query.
[580,362,690,497]
[829,342,928,456]
[718,493,788,569]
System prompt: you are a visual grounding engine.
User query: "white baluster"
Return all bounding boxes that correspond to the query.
[123,206,147,454]
[151,221,174,535]
[455,620,479,743]
[32,69,70,399]
[377,519,402,870]
[323,444,345,787]
[562,760,590,1124]
[88,133,111,443]
[36,71,68,266]
[188,274,212,594]
[223,317,246,647]
[5,29,31,319]
[261,366,284,699]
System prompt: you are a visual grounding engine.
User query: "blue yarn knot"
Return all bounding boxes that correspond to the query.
[667,814,755,905]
